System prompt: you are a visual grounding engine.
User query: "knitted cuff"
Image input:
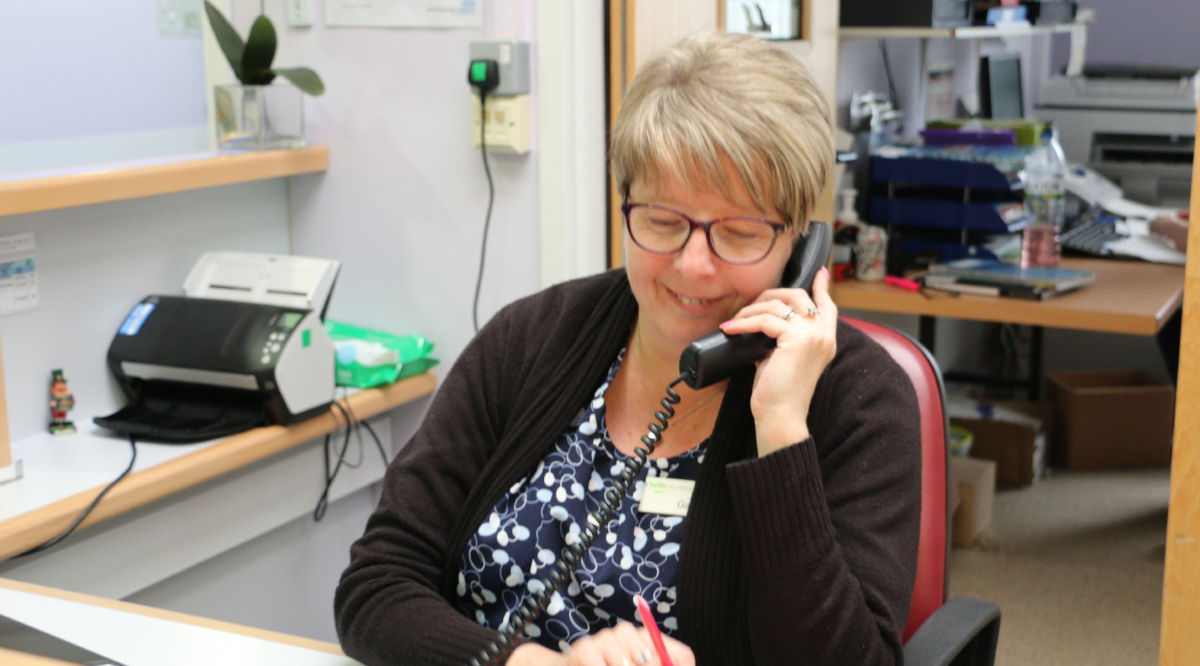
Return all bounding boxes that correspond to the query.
[725,439,838,573]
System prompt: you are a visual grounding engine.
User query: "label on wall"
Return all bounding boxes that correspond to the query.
[0,232,38,317]
[325,0,481,28]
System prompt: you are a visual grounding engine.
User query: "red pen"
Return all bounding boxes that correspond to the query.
[634,594,674,666]
[884,275,921,292]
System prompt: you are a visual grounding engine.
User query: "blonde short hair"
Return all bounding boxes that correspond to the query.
[611,32,833,235]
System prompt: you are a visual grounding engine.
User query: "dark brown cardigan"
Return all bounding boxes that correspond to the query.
[335,269,921,666]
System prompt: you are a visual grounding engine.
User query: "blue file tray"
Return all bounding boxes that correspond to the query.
[897,238,1000,264]
[871,156,1020,191]
[870,198,1028,233]
[869,153,1028,233]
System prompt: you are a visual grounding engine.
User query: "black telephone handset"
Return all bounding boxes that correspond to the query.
[679,221,834,389]
[471,222,834,666]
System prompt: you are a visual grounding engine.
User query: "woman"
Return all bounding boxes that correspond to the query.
[336,32,921,666]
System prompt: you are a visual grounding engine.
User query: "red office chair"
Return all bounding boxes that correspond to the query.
[843,317,1001,666]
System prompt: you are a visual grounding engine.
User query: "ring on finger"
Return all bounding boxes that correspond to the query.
[635,647,655,665]
[781,307,797,322]
[804,304,819,318]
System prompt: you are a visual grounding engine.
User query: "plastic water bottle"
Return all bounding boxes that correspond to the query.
[1020,129,1067,268]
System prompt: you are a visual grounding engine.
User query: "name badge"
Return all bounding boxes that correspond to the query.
[637,478,695,517]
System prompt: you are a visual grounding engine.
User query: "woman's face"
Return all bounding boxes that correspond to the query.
[625,166,796,353]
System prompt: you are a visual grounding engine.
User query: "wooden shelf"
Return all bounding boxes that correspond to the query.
[839,23,1076,41]
[0,371,435,560]
[0,146,328,218]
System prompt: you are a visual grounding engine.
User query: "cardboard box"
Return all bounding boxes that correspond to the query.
[948,399,1049,486]
[1046,370,1175,469]
[950,456,996,548]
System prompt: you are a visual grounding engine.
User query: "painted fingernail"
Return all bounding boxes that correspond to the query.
[719,320,731,329]
[819,266,829,279]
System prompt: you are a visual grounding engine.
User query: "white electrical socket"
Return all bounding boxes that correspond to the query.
[472,95,531,155]
[287,0,312,27]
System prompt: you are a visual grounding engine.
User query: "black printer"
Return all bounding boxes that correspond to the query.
[95,252,341,443]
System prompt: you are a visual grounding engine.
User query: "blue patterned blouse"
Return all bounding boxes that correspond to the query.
[455,349,708,652]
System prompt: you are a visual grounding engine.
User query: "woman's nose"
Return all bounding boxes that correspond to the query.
[675,227,719,277]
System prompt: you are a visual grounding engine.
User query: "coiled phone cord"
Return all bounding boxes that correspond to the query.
[470,372,691,666]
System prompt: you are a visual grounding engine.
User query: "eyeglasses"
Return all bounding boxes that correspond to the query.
[621,202,787,264]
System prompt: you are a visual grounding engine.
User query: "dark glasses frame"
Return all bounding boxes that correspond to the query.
[621,201,788,265]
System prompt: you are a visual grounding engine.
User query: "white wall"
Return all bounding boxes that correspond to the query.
[535,0,608,289]
[1052,0,1200,72]
[126,481,381,643]
[0,1,209,173]
[221,0,543,386]
[120,407,430,644]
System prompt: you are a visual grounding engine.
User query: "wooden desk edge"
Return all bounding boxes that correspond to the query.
[0,577,345,655]
[1156,288,1186,333]
[831,278,1185,337]
[0,372,436,561]
[832,290,1164,336]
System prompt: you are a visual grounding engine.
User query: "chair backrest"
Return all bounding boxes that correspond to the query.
[842,317,949,643]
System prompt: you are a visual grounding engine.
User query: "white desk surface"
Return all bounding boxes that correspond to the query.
[0,583,362,666]
[0,422,219,524]
[0,374,436,562]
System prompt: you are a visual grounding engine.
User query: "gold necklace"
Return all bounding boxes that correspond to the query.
[631,328,723,444]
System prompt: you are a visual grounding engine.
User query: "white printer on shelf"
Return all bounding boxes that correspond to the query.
[94,252,341,443]
[1036,66,1198,205]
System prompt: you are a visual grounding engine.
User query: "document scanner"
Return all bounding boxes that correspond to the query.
[94,252,340,443]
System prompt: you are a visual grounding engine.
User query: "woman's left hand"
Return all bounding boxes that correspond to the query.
[718,266,838,457]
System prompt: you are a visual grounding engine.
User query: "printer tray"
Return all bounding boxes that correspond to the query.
[94,382,269,444]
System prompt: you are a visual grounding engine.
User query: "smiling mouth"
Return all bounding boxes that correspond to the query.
[668,288,719,307]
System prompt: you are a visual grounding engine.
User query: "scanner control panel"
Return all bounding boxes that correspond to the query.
[260,311,305,366]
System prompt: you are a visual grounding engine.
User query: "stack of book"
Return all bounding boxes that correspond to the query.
[920,259,1096,300]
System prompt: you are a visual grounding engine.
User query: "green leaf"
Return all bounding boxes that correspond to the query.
[246,70,277,85]
[241,15,277,79]
[273,67,325,96]
[204,1,245,82]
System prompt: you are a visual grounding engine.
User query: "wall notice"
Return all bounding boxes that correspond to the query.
[0,232,38,317]
[325,0,481,28]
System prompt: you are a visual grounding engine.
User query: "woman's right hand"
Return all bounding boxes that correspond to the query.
[1150,213,1190,251]
[507,623,695,666]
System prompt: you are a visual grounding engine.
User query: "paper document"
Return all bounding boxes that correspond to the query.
[0,232,38,316]
[325,0,481,28]
[1105,219,1188,265]
[1103,198,1180,221]
[1107,235,1186,265]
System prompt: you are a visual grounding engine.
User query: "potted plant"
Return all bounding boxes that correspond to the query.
[205,1,325,150]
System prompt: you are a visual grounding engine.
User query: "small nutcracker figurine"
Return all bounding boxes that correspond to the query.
[49,369,76,435]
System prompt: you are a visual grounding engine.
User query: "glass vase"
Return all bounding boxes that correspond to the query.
[214,84,305,151]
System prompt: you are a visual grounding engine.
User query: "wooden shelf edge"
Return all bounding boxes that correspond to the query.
[839,23,1075,40]
[0,146,329,218]
[0,578,345,655]
[840,26,953,40]
[0,371,436,561]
